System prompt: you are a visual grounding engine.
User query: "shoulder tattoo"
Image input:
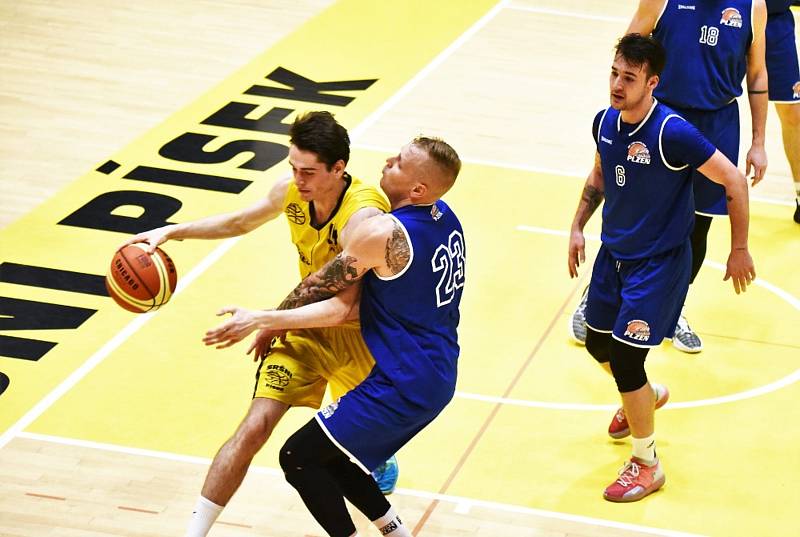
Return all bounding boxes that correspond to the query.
[385,221,410,275]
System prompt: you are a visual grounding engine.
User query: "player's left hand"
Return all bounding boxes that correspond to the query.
[723,248,756,294]
[203,306,260,349]
[745,144,767,186]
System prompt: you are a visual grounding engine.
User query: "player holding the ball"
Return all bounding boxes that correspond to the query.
[203,136,465,537]
[123,111,399,536]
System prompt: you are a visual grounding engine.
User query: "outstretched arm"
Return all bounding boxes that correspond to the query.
[204,214,399,348]
[122,175,290,252]
[568,152,604,278]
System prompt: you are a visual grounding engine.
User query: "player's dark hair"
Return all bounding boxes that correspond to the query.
[614,33,666,78]
[289,111,350,170]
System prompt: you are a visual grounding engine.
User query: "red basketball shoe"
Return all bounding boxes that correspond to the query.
[603,456,665,502]
[608,383,669,439]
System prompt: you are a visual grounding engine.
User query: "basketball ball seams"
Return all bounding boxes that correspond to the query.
[106,243,177,313]
[151,252,169,306]
[105,269,156,311]
[118,244,159,308]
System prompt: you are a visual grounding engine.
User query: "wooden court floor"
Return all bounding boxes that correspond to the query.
[1,1,799,536]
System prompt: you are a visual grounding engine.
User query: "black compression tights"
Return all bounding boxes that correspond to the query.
[279,419,390,537]
[690,214,713,283]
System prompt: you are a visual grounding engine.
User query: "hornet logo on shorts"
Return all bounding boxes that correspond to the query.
[624,319,651,342]
[285,202,306,224]
[793,81,800,99]
[626,141,651,165]
[720,7,742,28]
[264,364,293,392]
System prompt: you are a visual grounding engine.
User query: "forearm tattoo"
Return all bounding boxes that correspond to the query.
[278,253,362,310]
[581,185,603,213]
[385,221,410,275]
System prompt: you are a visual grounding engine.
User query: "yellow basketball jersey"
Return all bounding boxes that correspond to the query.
[282,173,389,278]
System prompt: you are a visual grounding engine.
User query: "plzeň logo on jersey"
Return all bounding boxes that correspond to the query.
[626,141,651,165]
[719,7,742,28]
[285,202,306,224]
[624,319,651,342]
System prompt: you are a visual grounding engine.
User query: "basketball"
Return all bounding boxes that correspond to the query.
[105,244,178,313]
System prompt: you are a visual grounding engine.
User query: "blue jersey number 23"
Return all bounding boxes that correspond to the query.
[431,230,466,307]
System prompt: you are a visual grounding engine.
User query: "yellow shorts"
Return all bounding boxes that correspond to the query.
[252,325,375,408]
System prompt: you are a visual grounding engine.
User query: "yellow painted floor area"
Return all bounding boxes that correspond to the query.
[1,1,799,536]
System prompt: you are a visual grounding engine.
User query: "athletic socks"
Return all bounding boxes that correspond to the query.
[372,506,412,537]
[185,496,224,537]
[632,433,657,465]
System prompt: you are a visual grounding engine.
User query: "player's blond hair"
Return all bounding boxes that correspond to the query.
[412,136,461,195]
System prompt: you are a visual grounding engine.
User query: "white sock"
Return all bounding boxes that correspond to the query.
[185,496,224,537]
[372,506,412,537]
[632,433,657,465]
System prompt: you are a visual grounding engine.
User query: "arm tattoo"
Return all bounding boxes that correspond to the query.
[385,221,410,274]
[581,185,604,213]
[278,253,362,310]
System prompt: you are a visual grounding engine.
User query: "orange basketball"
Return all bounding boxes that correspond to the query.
[105,244,178,313]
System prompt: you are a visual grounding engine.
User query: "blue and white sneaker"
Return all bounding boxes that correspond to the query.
[371,455,399,495]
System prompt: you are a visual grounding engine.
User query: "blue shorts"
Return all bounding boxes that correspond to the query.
[585,242,691,348]
[315,365,453,472]
[766,10,800,103]
[670,101,740,216]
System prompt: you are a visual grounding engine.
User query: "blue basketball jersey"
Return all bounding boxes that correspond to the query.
[593,100,715,259]
[653,0,753,110]
[359,201,465,409]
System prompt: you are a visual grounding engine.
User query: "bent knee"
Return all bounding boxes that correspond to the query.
[609,339,649,393]
[585,328,611,364]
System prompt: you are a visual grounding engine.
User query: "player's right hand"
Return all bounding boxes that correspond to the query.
[121,226,172,254]
[568,230,586,278]
[247,327,287,361]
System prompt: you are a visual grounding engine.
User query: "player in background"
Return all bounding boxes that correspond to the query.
[204,136,465,536]
[569,0,767,354]
[764,0,800,222]
[567,34,755,502]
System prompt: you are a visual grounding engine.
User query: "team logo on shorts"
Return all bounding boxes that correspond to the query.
[793,81,800,99]
[285,203,306,224]
[626,141,651,165]
[320,399,340,419]
[624,319,651,342]
[720,7,742,28]
[264,364,292,392]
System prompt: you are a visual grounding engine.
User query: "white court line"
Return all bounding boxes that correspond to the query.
[505,224,800,410]
[350,0,510,141]
[0,2,514,451]
[15,431,706,537]
[353,144,796,207]
[0,239,238,451]
[505,4,628,24]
